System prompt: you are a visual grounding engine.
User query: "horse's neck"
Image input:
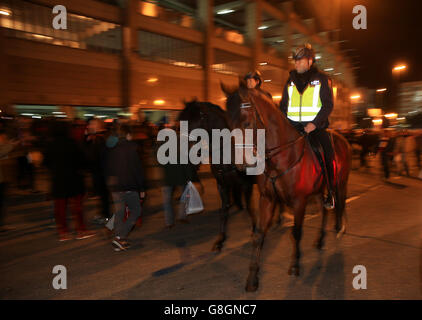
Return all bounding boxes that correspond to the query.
[257,97,299,148]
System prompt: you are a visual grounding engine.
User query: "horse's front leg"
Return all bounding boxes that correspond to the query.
[212,183,231,252]
[288,197,306,276]
[243,182,256,235]
[245,193,276,292]
[315,194,328,250]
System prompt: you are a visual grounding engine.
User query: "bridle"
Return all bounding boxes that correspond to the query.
[238,92,306,162]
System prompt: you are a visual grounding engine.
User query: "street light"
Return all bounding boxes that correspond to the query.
[393,65,407,72]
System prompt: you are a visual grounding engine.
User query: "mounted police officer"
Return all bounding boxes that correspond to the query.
[244,70,273,99]
[279,43,336,209]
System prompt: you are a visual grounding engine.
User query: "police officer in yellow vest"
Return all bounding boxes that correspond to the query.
[280,44,335,209]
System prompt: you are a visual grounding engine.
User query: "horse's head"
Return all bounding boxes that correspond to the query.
[221,80,265,172]
[178,98,206,133]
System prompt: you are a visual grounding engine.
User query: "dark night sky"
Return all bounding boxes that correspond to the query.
[338,0,422,109]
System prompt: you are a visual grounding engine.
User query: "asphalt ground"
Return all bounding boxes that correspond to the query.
[0,154,421,300]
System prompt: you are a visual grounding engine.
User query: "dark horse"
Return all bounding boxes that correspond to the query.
[178,100,256,251]
[223,82,352,292]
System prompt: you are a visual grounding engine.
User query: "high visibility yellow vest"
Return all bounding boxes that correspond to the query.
[287,80,322,122]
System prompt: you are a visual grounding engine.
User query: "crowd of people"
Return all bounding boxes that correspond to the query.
[0,113,421,250]
[0,115,200,251]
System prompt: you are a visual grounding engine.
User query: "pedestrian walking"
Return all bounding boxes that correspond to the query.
[84,118,111,224]
[377,129,396,181]
[0,129,18,232]
[105,124,146,251]
[44,121,96,241]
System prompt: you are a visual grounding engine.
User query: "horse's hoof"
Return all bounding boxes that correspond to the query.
[336,226,346,240]
[314,240,324,251]
[211,243,222,252]
[245,278,259,292]
[288,266,300,276]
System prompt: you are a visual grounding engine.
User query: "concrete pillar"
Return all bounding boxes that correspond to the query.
[0,27,11,113]
[197,0,214,101]
[246,0,262,71]
[122,0,138,112]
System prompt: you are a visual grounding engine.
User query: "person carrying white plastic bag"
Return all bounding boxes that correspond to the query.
[180,181,204,215]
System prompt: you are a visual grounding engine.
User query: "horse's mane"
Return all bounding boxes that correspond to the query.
[179,100,232,130]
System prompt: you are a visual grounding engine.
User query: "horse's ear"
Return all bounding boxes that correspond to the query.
[239,76,248,89]
[220,82,232,97]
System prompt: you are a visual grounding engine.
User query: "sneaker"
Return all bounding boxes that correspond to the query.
[59,233,73,242]
[112,237,130,251]
[92,216,109,225]
[76,230,96,240]
[323,193,335,210]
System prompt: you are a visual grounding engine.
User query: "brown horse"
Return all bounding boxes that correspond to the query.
[222,81,352,292]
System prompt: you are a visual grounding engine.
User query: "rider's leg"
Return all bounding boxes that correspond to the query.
[311,129,335,209]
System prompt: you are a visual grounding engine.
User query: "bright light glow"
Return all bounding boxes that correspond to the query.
[263,79,271,82]
[32,116,42,119]
[259,62,267,66]
[324,68,334,72]
[32,34,53,40]
[273,95,282,100]
[384,113,398,119]
[397,117,405,121]
[368,108,382,117]
[84,114,94,117]
[21,113,34,116]
[350,95,361,100]
[315,55,321,60]
[52,111,64,114]
[393,65,407,71]
[258,25,268,30]
[276,39,285,43]
[333,72,342,76]
[0,9,11,16]
[372,119,383,125]
[147,78,158,83]
[153,100,165,105]
[217,9,235,15]
[376,88,387,92]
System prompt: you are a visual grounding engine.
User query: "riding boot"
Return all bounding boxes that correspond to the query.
[323,159,335,210]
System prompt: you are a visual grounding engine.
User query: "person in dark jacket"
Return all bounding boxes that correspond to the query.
[84,118,110,224]
[105,124,146,251]
[44,121,96,241]
[160,128,201,229]
[279,43,335,209]
[377,129,396,180]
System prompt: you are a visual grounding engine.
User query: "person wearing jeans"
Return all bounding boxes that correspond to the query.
[105,124,146,251]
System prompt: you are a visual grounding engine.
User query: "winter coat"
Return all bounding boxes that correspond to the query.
[105,138,146,192]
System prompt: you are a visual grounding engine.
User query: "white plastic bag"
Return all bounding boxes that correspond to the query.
[180,181,204,215]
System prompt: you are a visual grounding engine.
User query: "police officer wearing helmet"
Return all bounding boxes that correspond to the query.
[244,70,273,99]
[279,43,336,209]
